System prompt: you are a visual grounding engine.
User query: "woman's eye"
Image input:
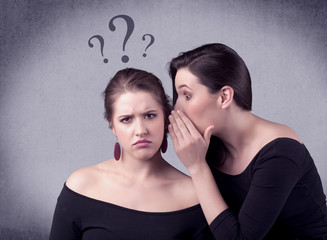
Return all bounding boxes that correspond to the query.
[184,92,191,100]
[120,117,131,123]
[145,113,156,119]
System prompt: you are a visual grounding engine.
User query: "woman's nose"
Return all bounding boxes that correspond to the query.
[135,119,148,136]
[174,99,182,111]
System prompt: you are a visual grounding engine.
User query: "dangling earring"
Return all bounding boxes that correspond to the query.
[161,137,168,153]
[114,138,121,161]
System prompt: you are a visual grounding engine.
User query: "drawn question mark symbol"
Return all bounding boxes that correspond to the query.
[142,34,155,57]
[109,15,134,63]
[88,35,108,63]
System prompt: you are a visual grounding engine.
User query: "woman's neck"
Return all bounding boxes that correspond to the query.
[114,151,169,184]
[216,109,259,161]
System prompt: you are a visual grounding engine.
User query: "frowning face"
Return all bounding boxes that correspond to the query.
[111,91,165,160]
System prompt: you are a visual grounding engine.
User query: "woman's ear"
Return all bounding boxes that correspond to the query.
[110,121,117,135]
[112,127,117,136]
[218,86,234,109]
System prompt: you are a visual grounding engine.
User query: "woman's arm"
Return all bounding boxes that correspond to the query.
[168,110,228,224]
[168,111,301,239]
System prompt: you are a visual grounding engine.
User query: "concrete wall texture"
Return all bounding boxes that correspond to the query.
[1,0,326,238]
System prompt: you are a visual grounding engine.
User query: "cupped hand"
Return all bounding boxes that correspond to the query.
[168,110,214,172]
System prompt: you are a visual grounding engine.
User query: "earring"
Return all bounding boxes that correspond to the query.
[161,137,168,153]
[114,138,121,161]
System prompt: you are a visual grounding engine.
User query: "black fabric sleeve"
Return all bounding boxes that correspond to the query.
[49,186,82,240]
[210,153,301,239]
[209,209,239,239]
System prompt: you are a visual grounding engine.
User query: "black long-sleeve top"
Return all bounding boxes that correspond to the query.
[209,138,327,239]
[49,183,214,240]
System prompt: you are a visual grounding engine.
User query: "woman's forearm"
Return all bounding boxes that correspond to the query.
[188,161,228,224]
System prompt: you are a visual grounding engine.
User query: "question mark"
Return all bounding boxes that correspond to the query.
[88,35,108,63]
[109,15,134,63]
[142,34,155,57]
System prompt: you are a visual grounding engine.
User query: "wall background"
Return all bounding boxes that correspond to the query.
[1,0,326,239]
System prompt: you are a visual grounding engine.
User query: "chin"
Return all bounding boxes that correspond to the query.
[135,150,158,160]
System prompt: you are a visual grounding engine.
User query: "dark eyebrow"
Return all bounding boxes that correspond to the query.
[118,114,131,119]
[118,110,157,118]
[144,110,158,114]
[177,84,191,90]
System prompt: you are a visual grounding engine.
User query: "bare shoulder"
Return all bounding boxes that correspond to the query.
[163,164,192,184]
[66,161,108,194]
[261,118,302,143]
[164,166,199,206]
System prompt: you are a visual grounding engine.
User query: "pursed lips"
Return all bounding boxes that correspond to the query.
[133,139,152,146]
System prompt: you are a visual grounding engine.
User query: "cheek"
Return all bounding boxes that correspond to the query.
[155,119,165,135]
[186,101,201,119]
[116,128,130,143]
[186,104,207,133]
[151,117,165,140]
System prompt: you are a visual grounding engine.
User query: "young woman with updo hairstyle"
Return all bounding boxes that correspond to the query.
[168,43,327,239]
[49,68,214,239]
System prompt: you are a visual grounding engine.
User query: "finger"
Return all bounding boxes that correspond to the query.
[176,111,202,137]
[204,125,214,145]
[168,113,176,125]
[169,114,184,141]
[171,111,191,139]
[168,124,180,147]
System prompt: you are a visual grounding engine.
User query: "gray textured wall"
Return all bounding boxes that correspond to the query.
[1,0,326,239]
